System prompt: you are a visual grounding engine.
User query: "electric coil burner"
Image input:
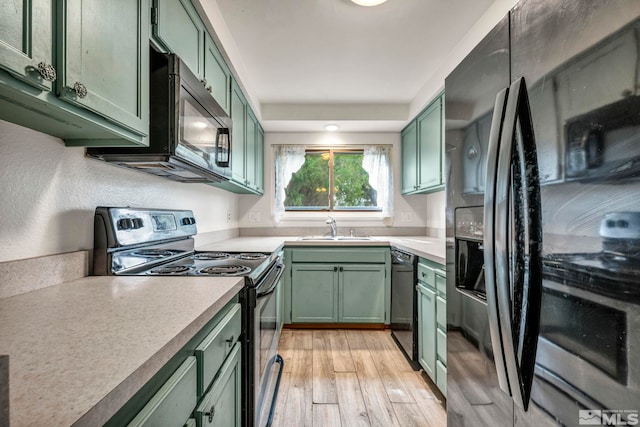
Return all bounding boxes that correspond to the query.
[148,265,193,275]
[193,252,230,260]
[93,207,285,427]
[236,253,268,260]
[199,265,252,276]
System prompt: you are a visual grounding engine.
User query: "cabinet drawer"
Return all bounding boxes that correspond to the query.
[417,262,435,286]
[196,342,242,427]
[128,356,197,427]
[436,360,447,397]
[436,296,446,329]
[291,248,388,264]
[435,272,446,296]
[195,303,242,397]
[436,327,447,365]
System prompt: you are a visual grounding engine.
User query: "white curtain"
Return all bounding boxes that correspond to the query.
[362,145,393,224]
[273,145,306,223]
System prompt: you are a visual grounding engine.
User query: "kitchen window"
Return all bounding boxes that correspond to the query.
[274,145,393,221]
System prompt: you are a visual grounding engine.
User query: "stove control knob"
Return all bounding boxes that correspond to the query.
[117,218,134,230]
[181,217,196,226]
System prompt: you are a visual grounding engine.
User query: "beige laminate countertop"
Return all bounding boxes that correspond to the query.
[0,275,243,427]
[197,235,446,265]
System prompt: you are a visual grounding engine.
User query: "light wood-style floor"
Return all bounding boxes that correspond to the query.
[272,329,446,427]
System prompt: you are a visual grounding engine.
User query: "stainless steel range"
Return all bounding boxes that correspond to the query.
[93,207,284,427]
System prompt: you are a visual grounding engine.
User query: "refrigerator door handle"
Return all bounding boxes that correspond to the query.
[495,77,543,411]
[483,85,512,397]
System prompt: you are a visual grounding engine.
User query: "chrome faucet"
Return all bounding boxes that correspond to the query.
[326,216,337,237]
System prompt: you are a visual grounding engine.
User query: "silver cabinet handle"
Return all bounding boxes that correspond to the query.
[72,82,88,98]
[206,86,212,93]
[225,335,234,346]
[37,62,57,81]
[201,79,207,87]
[204,404,215,422]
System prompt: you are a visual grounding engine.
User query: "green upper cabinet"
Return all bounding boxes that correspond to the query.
[212,78,264,195]
[0,0,54,91]
[59,0,149,137]
[401,120,418,193]
[230,78,247,183]
[153,0,231,115]
[204,34,231,114]
[245,108,258,189]
[152,0,204,78]
[417,98,442,189]
[255,125,264,193]
[401,92,445,195]
[0,0,149,145]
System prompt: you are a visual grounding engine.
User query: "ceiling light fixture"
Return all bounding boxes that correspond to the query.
[349,0,388,6]
[325,124,339,132]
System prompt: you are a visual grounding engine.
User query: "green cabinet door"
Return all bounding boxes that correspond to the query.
[255,124,264,193]
[230,79,247,183]
[291,264,338,323]
[58,0,149,136]
[339,264,385,323]
[418,283,436,380]
[401,120,418,194]
[195,343,242,427]
[204,33,231,114]
[153,0,204,78]
[417,98,442,190]
[245,108,258,189]
[0,0,54,91]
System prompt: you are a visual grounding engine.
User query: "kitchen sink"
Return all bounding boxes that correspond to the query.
[298,236,373,241]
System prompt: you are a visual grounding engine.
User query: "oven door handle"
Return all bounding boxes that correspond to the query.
[257,263,284,299]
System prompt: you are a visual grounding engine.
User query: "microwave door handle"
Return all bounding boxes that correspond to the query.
[496,77,543,410]
[484,85,512,398]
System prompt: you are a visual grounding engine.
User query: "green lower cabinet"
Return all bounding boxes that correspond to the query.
[436,360,447,397]
[291,264,338,323]
[288,247,391,325]
[106,298,242,427]
[127,357,198,427]
[339,265,386,323]
[195,343,242,427]
[290,263,387,324]
[418,282,436,379]
[417,258,447,396]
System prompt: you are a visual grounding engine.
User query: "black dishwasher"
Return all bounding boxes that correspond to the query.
[390,247,419,370]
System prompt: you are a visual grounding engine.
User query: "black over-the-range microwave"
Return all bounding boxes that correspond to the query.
[87,48,232,183]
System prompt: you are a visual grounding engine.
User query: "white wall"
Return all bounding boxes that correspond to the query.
[0,120,238,263]
[238,132,429,230]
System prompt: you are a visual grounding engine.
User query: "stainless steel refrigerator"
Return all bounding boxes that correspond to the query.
[445,0,640,425]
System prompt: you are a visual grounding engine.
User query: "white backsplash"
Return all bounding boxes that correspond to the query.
[0,120,239,263]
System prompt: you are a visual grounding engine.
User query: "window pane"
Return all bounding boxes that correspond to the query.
[333,152,378,210]
[284,152,330,210]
